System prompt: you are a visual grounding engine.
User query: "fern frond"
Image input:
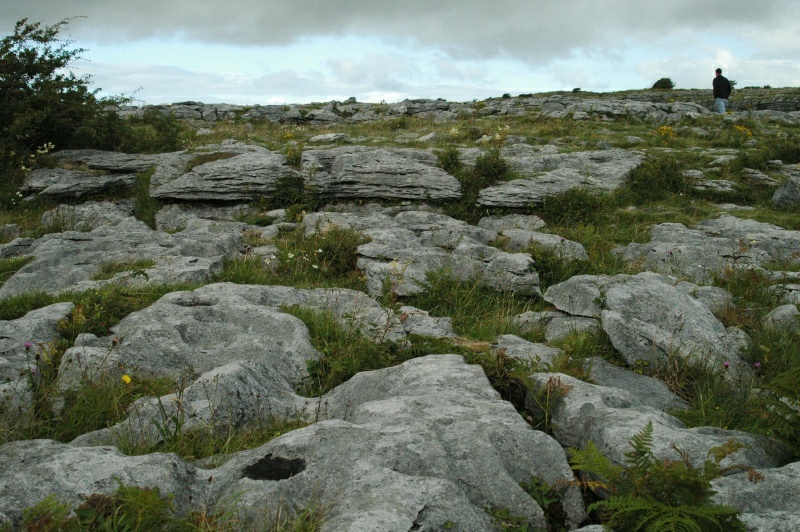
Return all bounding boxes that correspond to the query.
[624,421,656,472]
[569,441,624,486]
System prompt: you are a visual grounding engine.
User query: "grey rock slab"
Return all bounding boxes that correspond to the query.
[397,306,458,338]
[0,302,74,382]
[502,229,590,261]
[40,200,136,230]
[154,203,258,232]
[303,146,462,201]
[492,334,562,368]
[478,214,547,232]
[209,355,586,530]
[527,372,789,470]
[0,217,243,300]
[21,167,137,200]
[53,149,179,173]
[545,272,751,372]
[711,461,800,531]
[0,238,34,259]
[587,357,688,412]
[763,304,800,331]
[772,174,800,209]
[742,167,781,186]
[107,285,317,381]
[614,215,800,283]
[151,148,301,201]
[0,440,201,527]
[478,149,644,207]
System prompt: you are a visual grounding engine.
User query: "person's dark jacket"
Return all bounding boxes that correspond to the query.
[713,75,732,99]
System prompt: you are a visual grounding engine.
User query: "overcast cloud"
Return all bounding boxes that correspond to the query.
[3,1,799,104]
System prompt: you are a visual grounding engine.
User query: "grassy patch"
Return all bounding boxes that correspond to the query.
[397,269,539,341]
[0,256,33,288]
[283,305,418,396]
[217,226,369,290]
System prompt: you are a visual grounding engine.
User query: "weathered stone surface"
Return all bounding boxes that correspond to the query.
[544,273,751,372]
[40,200,136,230]
[151,148,301,201]
[614,215,800,283]
[587,357,688,412]
[478,149,644,207]
[711,461,800,532]
[397,306,458,338]
[0,217,243,300]
[763,304,800,331]
[21,167,137,200]
[772,174,800,209]
[526,372,788,470]
[53,149,180,173]
[492,334,562,367]
[303,146,462,201]
[0,440,201,526]
[0,303,74,382]
[478,214,547,232]
[511,309,600,342]
[210,355,586,530]
[502,229,590,261]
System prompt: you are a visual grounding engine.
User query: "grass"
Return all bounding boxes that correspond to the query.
[216,225,369,291]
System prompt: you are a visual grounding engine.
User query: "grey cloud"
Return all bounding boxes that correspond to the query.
[4,0,798,64]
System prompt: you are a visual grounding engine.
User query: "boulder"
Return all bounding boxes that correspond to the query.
[0,217,243,300]
[544,273,751,373]
[492,334,562,368]
[586,357,688,412]
[0,303,75,382]
[21,168,137,200]
[526,372,789,470]
[711,461,800,532]
[614,215,800,283]
[477,149,644,207]
[772,174,800,209]
[151,148,301,201]
[303,146,462,202]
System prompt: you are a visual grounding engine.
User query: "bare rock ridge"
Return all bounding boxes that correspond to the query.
[2,92,800,530]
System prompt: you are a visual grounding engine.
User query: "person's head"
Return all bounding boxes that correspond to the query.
[716,68,722,76]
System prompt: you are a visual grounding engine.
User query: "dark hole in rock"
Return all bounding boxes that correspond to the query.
[242,453,306,481]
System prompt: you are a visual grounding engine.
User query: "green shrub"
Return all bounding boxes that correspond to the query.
[652,77,676,90]
[1,19,101,164]
[622,156,691,204]
[539,187,612,227]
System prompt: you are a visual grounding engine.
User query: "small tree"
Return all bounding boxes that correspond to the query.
[652,77,676,90]
[0,18,103,157]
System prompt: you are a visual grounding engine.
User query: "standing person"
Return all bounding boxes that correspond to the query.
[713,68,732,113]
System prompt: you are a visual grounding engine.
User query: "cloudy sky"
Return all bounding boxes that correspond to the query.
[3,1,800,105]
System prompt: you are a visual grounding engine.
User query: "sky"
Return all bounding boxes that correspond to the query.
[3,1,800,106]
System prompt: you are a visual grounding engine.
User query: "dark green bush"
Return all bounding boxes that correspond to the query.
[1,19,100,159]
[539,187,611,227]
[652,77,676,90]
[622,156,691,203]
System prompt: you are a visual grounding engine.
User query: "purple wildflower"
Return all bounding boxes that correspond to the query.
[723,361,730,368]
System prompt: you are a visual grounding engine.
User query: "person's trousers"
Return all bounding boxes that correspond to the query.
[715,98,729,113]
